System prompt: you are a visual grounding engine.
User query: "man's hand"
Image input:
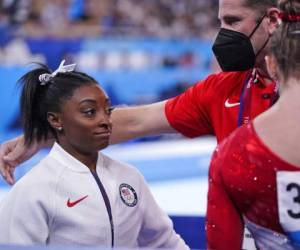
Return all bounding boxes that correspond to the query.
[0,136,40,185]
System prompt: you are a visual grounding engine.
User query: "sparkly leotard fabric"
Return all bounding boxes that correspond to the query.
[206,123,300,250]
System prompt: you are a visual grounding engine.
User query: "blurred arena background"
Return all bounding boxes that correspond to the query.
[0,0,220,249]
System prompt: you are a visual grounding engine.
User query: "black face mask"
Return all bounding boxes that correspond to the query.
[212,14,267,72]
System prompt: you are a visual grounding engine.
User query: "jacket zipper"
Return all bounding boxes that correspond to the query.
[90,170,114,248]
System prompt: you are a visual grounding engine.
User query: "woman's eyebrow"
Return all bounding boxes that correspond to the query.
[105,98,111,105]
[79,99,97,105]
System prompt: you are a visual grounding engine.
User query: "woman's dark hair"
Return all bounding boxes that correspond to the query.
[19,63,98,146]
[270,0,300,80]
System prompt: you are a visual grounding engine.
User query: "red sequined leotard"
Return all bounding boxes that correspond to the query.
[206,123,300,250]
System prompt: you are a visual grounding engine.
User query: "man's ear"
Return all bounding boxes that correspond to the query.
[47,112,63,132]
[267,8,281,35]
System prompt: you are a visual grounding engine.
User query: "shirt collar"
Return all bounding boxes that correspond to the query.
[255,69,275,88]
[48,142,103,173]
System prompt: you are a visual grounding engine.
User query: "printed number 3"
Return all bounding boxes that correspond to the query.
[287,183,300,219]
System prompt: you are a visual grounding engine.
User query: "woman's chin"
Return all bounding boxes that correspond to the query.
[96,140,110,151]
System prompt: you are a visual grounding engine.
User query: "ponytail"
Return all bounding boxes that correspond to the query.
[19,64,53,145]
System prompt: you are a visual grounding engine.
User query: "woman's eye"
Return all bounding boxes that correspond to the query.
[106,107,115,115]
[83,109,95,116]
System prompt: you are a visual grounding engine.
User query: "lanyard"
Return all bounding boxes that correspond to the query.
[237,69,279,127]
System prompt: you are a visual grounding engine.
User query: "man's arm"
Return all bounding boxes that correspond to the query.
[0,136,54,184]
[0,100,175,183]
[110,100,176,144]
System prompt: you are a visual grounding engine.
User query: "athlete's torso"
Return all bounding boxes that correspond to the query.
[220,123,300,249]
[0,143,187,249]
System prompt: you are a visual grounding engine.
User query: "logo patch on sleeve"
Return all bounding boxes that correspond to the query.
[119,183,138,207]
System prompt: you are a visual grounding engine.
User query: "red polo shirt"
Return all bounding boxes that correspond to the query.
[165,70,277,143]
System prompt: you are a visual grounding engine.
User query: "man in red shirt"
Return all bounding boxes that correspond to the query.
[0,0,279,182]
[165,70,277,143]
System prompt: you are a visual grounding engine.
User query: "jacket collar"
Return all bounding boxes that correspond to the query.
[48,142,103,173]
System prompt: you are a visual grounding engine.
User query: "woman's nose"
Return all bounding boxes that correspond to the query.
[98,117,112,130]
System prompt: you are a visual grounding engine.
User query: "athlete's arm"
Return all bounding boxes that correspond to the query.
[206,150,244,250]
[109,101,176,144]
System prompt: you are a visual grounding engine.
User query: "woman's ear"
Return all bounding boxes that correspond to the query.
[265,54,278,81]
[47,112,63,132]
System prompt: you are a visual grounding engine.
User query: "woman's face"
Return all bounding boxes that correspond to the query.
[56,84,113,154]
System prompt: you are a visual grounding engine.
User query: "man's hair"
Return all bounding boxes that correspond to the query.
[244,0,278,16]
[244,0,277,8]
[270,0,300,80]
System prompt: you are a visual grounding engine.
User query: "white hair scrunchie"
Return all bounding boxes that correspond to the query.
[39,60,77,85]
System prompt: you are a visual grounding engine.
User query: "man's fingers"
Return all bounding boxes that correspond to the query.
[0,145,10,183]
[1,146,22,185]
[2,138,23,163]
[6,136,40,166]
[3,155,20,167]
[0,162,15,185]
[0,135,40,185]
[7,166,15,184]
[3,173,14,185]
[0,137,20,184]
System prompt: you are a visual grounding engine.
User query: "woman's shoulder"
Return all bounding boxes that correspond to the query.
[215,123,259,163]
[10,154,65,194]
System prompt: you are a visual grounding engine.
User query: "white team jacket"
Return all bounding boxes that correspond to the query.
[0,143,189,249]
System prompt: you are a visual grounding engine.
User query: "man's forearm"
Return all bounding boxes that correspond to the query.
[109,106,146,144]
[109,101,175,144]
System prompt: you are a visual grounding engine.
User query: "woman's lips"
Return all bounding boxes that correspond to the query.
[94,131,111,137]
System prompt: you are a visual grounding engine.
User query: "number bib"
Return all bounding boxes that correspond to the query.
[277,171,300,246]
[242,227,257,250]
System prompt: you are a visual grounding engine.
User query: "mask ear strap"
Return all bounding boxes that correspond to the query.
[255,35,270,57]
[249,13,267,38]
